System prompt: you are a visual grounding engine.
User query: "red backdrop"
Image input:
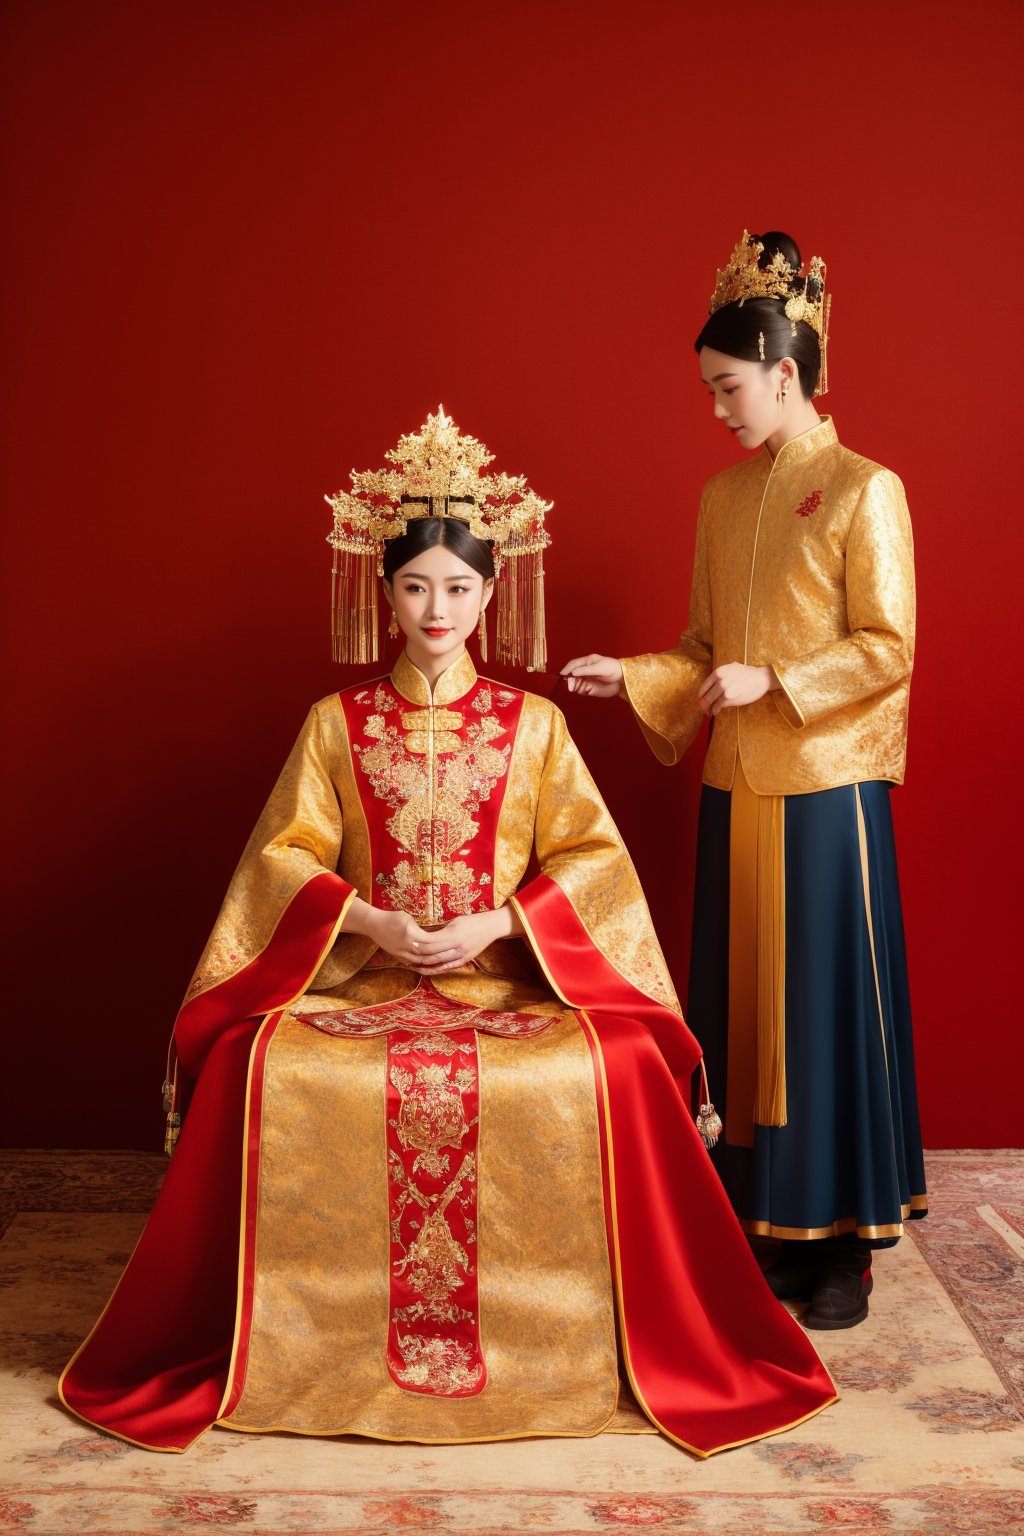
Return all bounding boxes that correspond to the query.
[1,0,1020,1149]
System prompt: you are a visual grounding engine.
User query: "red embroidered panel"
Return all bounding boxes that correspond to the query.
[340,676,525,927]
[386,1025,485,1397]
[299,979,553,1040]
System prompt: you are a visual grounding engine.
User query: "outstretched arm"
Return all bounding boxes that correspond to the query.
[561,505,713,765]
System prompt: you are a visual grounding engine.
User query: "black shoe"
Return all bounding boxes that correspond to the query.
[804,1251,874,1330]
[762,1243,822,1302]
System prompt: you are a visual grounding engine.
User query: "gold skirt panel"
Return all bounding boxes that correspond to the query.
[223,1011,619,1441]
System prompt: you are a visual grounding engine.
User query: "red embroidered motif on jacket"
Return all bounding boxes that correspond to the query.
[794,489,822,518]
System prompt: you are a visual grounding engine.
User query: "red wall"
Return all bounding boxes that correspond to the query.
[1,0,1019,1149]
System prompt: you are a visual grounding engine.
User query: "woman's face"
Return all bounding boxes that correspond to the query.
[699,345,792,450]
[385,541,492,668]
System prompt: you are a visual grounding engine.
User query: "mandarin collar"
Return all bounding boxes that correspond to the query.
[763,414,838,470]
[391,648,478,707]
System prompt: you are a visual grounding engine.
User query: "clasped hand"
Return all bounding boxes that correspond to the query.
[350,904,515,974]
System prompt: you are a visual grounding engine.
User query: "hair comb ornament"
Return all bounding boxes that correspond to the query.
[709,231,831,396]
[326,406,552,669]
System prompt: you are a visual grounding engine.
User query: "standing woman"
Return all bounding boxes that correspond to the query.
[563,231,927,1329]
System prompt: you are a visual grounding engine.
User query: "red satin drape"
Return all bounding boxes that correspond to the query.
[61,870,834,1455]
[515,876,836,1454]
[59,873,355,1452]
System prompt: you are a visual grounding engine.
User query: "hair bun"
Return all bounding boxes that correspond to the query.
[751,230,803,292]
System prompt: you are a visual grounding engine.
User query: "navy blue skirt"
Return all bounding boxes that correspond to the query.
[689,777,927,1246]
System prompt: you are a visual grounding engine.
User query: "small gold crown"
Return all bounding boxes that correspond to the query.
[709,230,829,339]
[325,405,552,564]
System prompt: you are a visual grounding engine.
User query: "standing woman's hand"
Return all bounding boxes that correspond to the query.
[698,663,778,716]
[561,654,624,698]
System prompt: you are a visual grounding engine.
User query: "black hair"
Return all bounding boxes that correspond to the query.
[694,230,822,399]
[381,512,495,583]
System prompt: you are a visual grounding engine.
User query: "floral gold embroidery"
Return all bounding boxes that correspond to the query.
[389,1060,477,1177]
[389,1333,483,1395]
[386,1028,485,1397]
[355,709,511,924]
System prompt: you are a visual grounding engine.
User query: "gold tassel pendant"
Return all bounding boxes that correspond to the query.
[331,541,380,664]
[696,1060,723,1150]
[162,1061,181,1158]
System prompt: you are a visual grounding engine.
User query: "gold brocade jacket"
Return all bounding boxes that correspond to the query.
[620,417,916,795]
[184,649,679,1021]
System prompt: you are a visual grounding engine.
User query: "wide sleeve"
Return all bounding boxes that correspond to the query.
[618,502,712,765]
[173,702,355,1076]
[772,470,916,729]
[512,706,682,1017]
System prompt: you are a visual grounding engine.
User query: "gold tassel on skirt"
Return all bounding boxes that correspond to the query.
[161,1048,181,1158]
[726,761,787,1146]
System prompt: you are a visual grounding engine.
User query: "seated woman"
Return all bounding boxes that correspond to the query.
[60,409,835,1457]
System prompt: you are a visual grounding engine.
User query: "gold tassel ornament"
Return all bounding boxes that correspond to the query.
[696,1062,723,1151]
[162,1050,181,1158]
[329,525,380,665]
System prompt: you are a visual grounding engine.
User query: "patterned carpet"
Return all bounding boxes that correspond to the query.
[1,1149,1022,1535]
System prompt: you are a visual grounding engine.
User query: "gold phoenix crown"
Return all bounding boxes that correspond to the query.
[326,406,552,670]
[709,230,831,394]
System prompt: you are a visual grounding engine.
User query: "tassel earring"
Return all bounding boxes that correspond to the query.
[388,608,399,640]
[477,605,488,664]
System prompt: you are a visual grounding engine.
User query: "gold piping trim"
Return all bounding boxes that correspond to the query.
[183,867,341,1010]
[474,1028,487,1394]
[57,1227,188,1453]
[741,462,775,665]
[509,889,683,1019]
[577,1011,837,1457]
[335,691,377,920]
[214,1417,616,1444]
[215,1011,280,1423]
[219,887,357,1422]
[507,897,581,1010]
[741,1196,928,1241]
[854,784,907,1202]
[854,787,891,1079]
[490,691,531,909]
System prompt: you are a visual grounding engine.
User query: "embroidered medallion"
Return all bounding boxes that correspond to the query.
[386,1027,485,1396]
[795,489,822,518]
